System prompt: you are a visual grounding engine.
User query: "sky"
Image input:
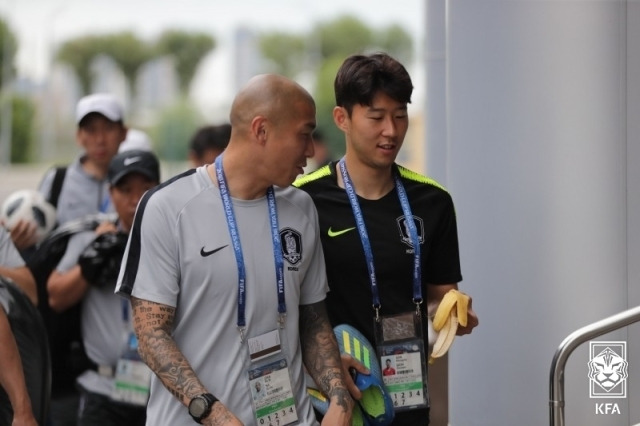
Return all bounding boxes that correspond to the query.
[0,0,425,117]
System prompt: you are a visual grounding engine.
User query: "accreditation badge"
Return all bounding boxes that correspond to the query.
[111,332,151,406]
[374,312,429,412]
[247,329,298,425]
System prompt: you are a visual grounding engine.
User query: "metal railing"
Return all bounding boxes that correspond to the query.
[549,305,640,426]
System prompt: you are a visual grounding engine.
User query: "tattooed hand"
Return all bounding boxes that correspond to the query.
[340,353,370,401]
[300,301,355,426]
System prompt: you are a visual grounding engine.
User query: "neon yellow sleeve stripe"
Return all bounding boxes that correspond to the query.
[397,165,449,194]
[293,165,332,187]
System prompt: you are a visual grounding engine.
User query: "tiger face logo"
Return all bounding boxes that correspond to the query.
[587,347,628,392]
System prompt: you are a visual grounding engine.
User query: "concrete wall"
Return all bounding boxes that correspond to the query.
[425,1,639,425]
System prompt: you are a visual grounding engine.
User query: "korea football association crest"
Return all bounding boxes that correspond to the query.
[396,215,425,248]
[588,341,628,398]
[280,227,302,265]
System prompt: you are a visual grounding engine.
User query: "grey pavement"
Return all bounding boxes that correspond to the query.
[0,164,51,206]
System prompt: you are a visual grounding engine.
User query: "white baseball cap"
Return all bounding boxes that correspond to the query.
[76,93,124,125]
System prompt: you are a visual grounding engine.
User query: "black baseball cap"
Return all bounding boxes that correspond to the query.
[108,149,160,186]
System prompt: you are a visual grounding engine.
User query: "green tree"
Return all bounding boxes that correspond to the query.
[57,36,106,94]
[56,32,150,95]
[155,30,216,93]
[99,32,152,95]
[9,95,35,163]
[374,24,414,65]
[311,16,373,59]
[313,56,346,157]
[257,15,414,82]
[259,32,306,77]
[0,17,17,89]
[152,100,203,161]
[258,15,415,157]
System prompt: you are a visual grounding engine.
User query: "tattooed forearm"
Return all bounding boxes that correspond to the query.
[299,301,352,411]
[131,297,207,405]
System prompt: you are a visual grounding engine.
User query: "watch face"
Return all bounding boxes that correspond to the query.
[190,397,207,417]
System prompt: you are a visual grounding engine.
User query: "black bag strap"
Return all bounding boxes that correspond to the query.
[48,166,67,208]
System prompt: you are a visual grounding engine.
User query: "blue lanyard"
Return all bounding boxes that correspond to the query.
[214,156,286,342]
[338,158,422,319]
[100,188,110,213]
[121,298,129,322]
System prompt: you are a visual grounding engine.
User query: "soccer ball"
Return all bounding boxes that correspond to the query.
[1,189,57,244]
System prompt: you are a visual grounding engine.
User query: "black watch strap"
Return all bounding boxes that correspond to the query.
[188,393,218,424]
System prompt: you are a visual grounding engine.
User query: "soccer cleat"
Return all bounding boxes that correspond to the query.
[307,324,394,425]
[307,386,330,417]
[334,324,394,426]
[352,403,369,426]
[429,289,470,363]
[307,386,370,426]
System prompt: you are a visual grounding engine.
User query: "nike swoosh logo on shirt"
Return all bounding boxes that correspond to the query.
[200,245,228,257]
[327,227,356,237]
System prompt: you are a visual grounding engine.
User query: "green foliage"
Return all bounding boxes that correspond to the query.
[151,99,203,161]
[56,30,214,96]
[311,16,373,59]
[375,24,414,65]
[155,30,216,92]
[0,17,17,88]
[257,14,415,158]
[259,16,413,156]
[308,15,413,65]
[57,32,150,95]
[8,95,35,163]
[259,32,306,77]
[257,14,413,81]
[313,56,347,158]
[99,32,152,87]
[57,35,110,94]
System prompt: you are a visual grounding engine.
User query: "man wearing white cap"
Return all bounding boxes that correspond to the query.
[44,93,128,224]
[30,93,128,426]
[9,94,128,253]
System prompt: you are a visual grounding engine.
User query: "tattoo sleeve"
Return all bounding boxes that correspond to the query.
[299,301,351,412]
[131,296,208,406]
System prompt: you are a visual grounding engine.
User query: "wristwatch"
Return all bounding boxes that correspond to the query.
[188,393,217,424]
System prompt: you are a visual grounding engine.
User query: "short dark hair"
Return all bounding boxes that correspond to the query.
[189,123,231,158]
[334,52,413,116]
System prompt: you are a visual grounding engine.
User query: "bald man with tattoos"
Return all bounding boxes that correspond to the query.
[116,74,354,425]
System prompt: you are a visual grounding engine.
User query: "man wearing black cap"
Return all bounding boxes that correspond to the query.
[47,149,160,426]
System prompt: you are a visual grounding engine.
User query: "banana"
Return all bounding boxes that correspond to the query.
[457,292,470,327]
[429,309,458,364]
[432,290,459,331]
[428,289,470,364]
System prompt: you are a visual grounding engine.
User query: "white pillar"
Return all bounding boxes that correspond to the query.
[428,1,638,424]
[625,0,640,423]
